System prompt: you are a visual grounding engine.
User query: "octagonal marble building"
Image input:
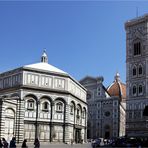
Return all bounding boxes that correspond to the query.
[0,51,87,144]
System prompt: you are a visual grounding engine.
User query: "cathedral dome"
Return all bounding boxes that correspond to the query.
[107,72,126,100]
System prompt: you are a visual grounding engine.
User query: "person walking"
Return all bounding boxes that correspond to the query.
[71,139,74,146]
[21,139,28,148]
[2,138,8,148]
[9,137,16,148]
[34,138,40,148]
[0,139,3,148]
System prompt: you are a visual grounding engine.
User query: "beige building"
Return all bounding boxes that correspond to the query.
[80,73,126,139]
[125,14,148,137]
[0,51,87,144]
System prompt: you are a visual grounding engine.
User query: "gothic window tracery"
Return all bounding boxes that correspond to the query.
[138,85,143,95]
[132,85,137,96]
[132,66,137,76]
[138,65,143,75]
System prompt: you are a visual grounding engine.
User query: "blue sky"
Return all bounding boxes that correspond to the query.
[0,1,148,86]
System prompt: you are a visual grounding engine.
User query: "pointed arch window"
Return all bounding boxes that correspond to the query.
[134,42,141,56]
[139,65,143,75]
[138,85,143,95]
[133,85,137,96]
[132,66,137,76]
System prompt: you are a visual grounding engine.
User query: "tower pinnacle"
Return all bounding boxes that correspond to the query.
[41,49,48,63]
[114,72,120,82]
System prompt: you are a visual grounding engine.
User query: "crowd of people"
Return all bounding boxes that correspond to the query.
[0,137,40,148]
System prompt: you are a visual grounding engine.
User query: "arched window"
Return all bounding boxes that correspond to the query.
[138,85,143,95]
[133,66,137,76]
[42,101,49,111]
[133,86,137,96]
[139,65,143,75]
[134,42,141,56]
[70,104,74,114]
[77,108,80,118]
[27,99,35,110]
[56,102,63,112]
[82,108,86,118]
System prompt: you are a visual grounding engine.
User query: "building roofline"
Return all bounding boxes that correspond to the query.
[125,13,148,29]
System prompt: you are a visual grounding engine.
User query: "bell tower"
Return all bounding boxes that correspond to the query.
[125,14,148,137]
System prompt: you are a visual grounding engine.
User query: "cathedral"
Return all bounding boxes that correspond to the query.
[125,14,148,137]
[0,51,87,144]
[80,73,126,139]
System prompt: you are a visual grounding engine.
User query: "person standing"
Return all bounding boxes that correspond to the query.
[0,139,3,148]
[9,137,16,148]
[2,138,8,148]
[34,138,40,148]
[21,139,28,148]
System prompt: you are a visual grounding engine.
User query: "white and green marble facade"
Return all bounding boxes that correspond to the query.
[80,76,126,139]
[125,14,148,137]
[0,53,87,144]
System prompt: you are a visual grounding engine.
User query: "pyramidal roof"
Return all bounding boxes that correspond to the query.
[23,51,67,75]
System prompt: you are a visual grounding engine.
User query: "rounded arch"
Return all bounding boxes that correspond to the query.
[54,97,66,113]
[24,94,38,101]
[4,108,15,142]
[70,101,76,115]
[70,100,76,109]
[77,103,82,111]
[40,96,53,111]
[76,104,82,118]
[54,97,66,104]
[5,107,15,117]
[40,95,53,103]
[24,94,37,110]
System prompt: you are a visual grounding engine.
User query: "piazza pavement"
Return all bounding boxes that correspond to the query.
[17,143,93,148]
